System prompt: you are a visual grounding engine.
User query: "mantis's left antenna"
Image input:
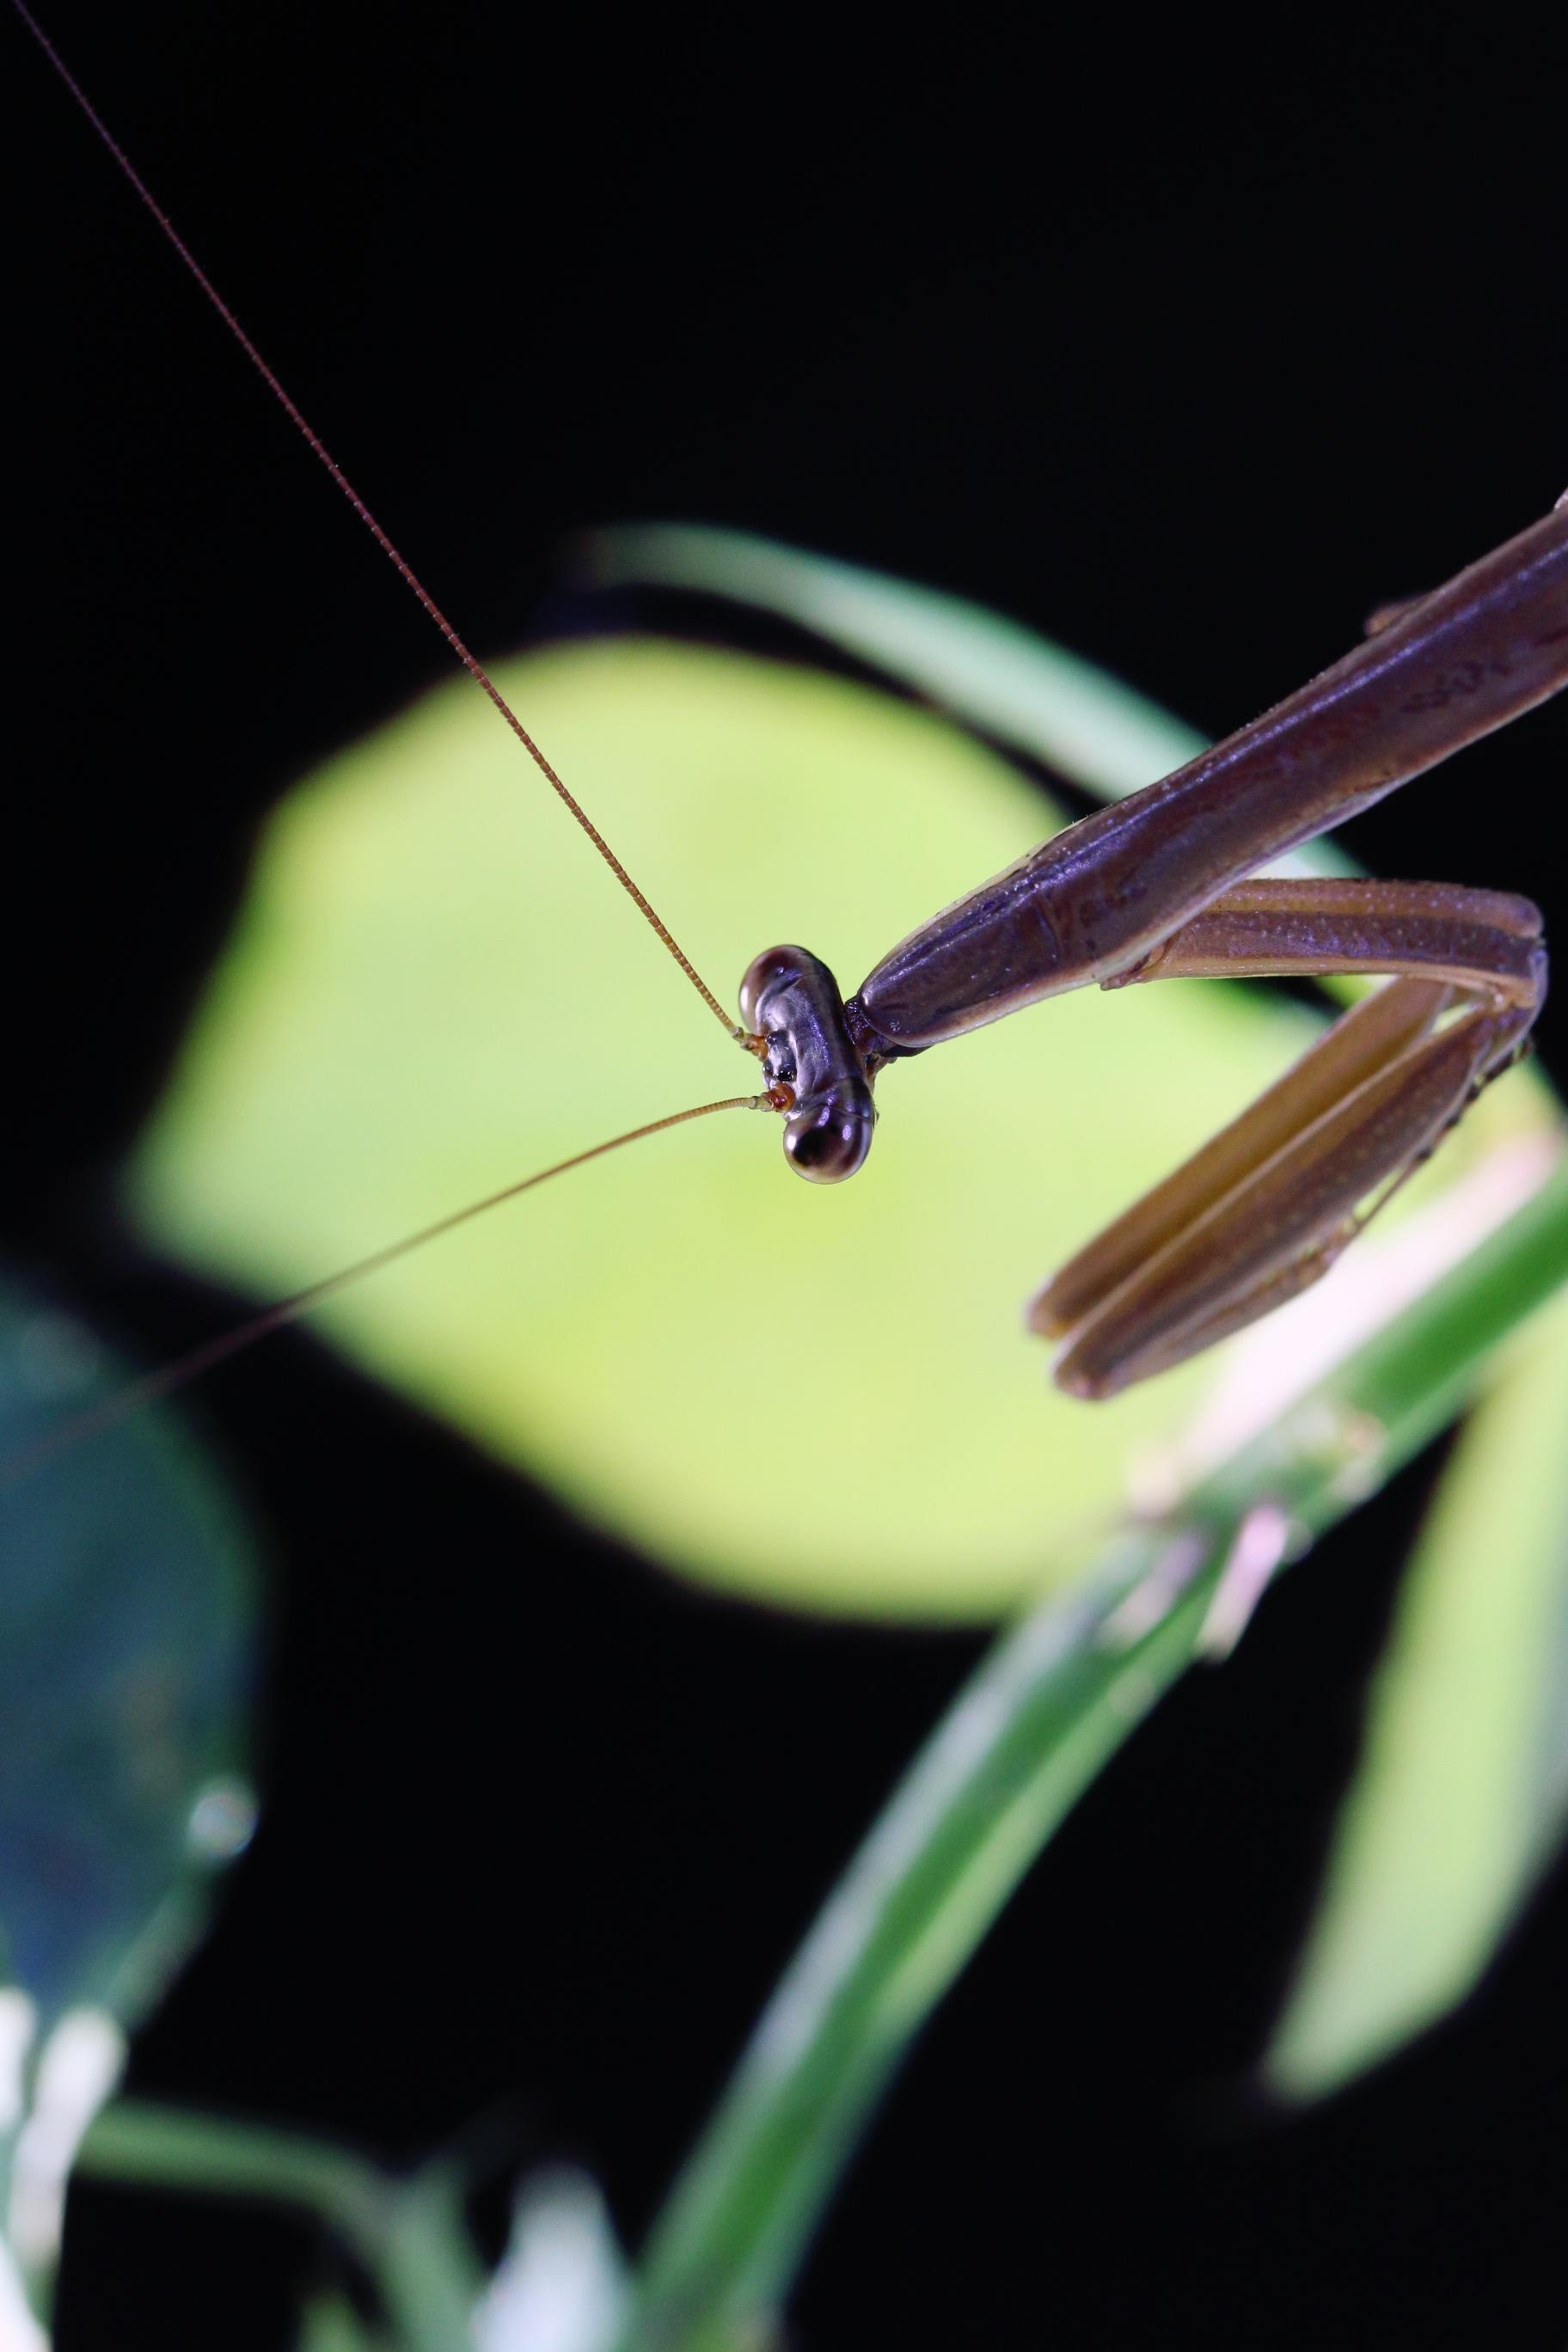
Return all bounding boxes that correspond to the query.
[9,0,747,1045]
[2,1091,779,1485]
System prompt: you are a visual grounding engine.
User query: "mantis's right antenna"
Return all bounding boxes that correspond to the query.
[10,0,748,1047]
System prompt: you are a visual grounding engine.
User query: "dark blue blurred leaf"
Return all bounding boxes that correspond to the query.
[0,1280,258,2030]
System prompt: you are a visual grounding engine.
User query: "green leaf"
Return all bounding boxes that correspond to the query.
[82,2105,483,2352]
[123,638,1539,1620]
[1265,1286,1568,2101]
[584,523,1208,797]
[626,1521,1231,2347]
[297,2295,392,2352]
[0,1281,257,2031]
[622,1162,1568,2349]
[582,524,1357,877]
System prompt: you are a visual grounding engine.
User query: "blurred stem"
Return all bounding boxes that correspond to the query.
[77,2104,481,2352]
[622,1157,1568,2352]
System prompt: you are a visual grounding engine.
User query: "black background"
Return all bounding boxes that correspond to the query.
[5,7,1567,2347]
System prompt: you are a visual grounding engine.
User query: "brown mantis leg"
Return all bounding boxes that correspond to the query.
[1032,879,1546,1399]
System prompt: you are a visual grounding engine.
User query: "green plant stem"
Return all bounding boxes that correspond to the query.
[622,1157,1568,2352]
[77,2104,481,2352]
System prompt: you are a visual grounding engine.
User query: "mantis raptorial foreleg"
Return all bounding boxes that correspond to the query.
[744,501,1565,1397]
[1033,879,1545,1394]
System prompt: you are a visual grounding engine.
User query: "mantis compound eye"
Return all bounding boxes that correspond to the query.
[782,1078,877,1182]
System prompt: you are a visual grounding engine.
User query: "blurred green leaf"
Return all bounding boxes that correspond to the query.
[298,2295,393,2352]
[624,1162,1568,2350]
[584,524,1358,877]
[627,1517,1231,2349]
[1266,1286,1568,2100]
[584,522,1208,798]
[0,1281,256,2032]
[123,637,1538,1620]
[83,2104,482,2352]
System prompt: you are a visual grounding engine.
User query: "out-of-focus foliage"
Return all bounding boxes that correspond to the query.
[584,521,1214,804]
[475,2169,627,2352]
[78,2107,484,2352]
[79,2107,628,2352]
[625,1164,1568,2349]
[125,631,1540,1620]
[0,1282,255,2033]
[1268,1284,1568,2098]
[297,2300,388,2352]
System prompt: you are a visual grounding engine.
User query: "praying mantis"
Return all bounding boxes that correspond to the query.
[746,500,1564,1394]
[3,22,1568,2352]
[9,3,1567,1480]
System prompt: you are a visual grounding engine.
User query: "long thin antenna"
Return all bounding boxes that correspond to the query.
[4,1093,776,1485]
[11,0,744,1044]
